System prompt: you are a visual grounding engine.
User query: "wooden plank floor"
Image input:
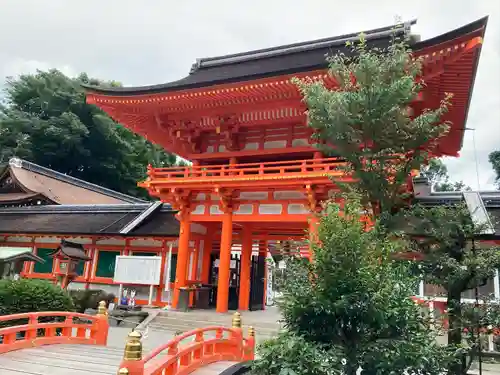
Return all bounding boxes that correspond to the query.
[190,361,238,375]
[0,344,123,375]
[0,344,238,375]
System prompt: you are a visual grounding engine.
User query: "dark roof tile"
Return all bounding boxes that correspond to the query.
[84,17,487,96]
[54,240,91,260]
[0,204,179,237]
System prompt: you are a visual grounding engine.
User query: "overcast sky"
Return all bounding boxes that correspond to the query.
[0,0,499,189]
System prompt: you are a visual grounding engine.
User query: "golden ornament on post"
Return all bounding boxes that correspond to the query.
[248,326,255,337]
[124,330,143,361]
[232,312,242,328]
[97,300,108,316]
[117,368,129,375]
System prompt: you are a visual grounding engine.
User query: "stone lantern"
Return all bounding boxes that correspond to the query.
[51,240,90,289]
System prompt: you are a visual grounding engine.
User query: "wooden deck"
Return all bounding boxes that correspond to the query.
[0,344,237,375]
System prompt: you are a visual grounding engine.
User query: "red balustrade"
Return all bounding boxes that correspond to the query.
[118,313,255,375]
[147,157,347,181]
[0,302,109,353]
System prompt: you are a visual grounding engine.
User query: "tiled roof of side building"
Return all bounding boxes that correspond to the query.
[414,189,500,236]
[83,17,487,96]
[415,190,500,207]
[0,203,179,237]
[6,157,147,204]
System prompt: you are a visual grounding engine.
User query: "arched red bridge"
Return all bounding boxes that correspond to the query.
[0,302,255,375]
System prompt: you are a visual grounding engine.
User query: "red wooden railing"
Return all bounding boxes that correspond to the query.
[118,313,255,375]
[147,157,346,180]
[0,302,109,354]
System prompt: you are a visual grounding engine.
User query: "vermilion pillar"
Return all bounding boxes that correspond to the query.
[190,240,200,281]
[238,225,253,310]
[216,210,233,313]
[201,228,214,284]
[172,211,191,309]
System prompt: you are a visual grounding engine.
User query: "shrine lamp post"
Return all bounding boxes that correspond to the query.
[51,240,90,289]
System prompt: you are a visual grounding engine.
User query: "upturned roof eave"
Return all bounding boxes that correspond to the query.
[8,157,148,204]
[83,17,487,97]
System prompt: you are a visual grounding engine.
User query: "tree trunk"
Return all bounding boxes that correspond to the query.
[344,348,358,375]
[447,288,467,375]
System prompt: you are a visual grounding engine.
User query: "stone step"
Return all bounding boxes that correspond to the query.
[154,309,282,329]
[149,316,281,330]
[159,308,281,323]
[150,319,280,342]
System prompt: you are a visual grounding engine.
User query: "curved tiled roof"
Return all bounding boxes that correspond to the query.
[0,203,179,237]
[84,17,487,96]
[2,158,146,205]
[83,20,414,95]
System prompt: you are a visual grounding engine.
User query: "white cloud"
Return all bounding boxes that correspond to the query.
[1,58,76,79]
[0,0,498,190]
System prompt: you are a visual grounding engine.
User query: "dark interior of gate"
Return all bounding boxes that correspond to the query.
[169,226,306,311]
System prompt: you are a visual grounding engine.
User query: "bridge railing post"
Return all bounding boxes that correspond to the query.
[243,326,256,361]
[231,312,243,358]
[118,331,145,375]
[93,301,110,346]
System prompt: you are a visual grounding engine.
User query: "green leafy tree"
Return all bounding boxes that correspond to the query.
[294,31,452,226]
[0,69,176,199]
[419,159,470,192]
[289,25,493,375]
[402,203,500,374]
[489,151,500,189]
[254,197,455,375]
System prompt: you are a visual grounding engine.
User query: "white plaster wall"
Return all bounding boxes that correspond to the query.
[7,236,34,242]
[96,238,126,246]
[130,238,162,247]
[273,191,306,200]
[67,282,86,291]
[190,223,207,234]
[88,283,120,296]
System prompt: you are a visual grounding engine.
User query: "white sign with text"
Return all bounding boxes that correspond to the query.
[114,256,162,285]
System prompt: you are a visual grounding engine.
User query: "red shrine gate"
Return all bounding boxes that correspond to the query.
[85,18,487,313]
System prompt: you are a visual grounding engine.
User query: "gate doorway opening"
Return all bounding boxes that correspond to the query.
[207,253,266,311]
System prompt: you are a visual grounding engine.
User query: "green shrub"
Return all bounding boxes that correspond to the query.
[0,279,75,332]
[69,289,115,313]
[0,279,75,316]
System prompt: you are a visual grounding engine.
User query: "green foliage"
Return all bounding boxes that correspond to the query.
[419,159,470,192]
[69,289,116,313]
[0,69,177,199]
[254,332,336,375]
[489,151,500,189]
[288,29,482,375]
[404,204,500,291]
[254,197,455,375]
[402,203,500,373]
[295,32,451,221]
[0,278,75,316]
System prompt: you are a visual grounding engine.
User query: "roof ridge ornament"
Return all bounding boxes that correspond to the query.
[190,59,202,74]
[8,158,22,168]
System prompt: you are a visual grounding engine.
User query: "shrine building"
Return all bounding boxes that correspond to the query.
[0,157,180,305]
[84,18,487,313]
